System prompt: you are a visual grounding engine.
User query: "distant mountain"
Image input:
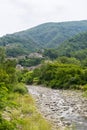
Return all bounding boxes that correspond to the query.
[0,20,87,57]
[25,20,87,48]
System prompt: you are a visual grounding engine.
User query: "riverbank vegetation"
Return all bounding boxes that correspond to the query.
[1,93,52,130]
[0,47,52,130]
[19,57,87,93]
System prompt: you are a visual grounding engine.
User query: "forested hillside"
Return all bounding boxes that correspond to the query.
[26,20,87,48]
[44,31,87,61]
[56,31,87,57]
[0,34,39,57]
[0,20,87,57]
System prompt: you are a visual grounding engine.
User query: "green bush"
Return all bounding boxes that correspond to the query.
[33,62,87,89]
[21,71,33,84]
[18,57,43,67]
[33,77,39,84]
[13,83,28,95]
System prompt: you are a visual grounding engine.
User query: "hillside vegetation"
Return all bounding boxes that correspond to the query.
[0,34,39,57]
[27,20,87,48]
[44,31,87,62]
[57,31,87,58]
[0,20,87,57]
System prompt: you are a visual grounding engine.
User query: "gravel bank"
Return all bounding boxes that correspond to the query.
[27,85,87,130]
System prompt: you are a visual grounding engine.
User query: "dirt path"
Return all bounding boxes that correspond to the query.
[27,85,87,130]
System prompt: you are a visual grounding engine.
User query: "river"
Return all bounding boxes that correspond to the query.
[27,85,87,130]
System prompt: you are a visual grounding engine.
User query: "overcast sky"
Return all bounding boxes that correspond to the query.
[0,0,87,36]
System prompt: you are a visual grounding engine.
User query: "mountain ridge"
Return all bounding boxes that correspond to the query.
[0,20,87,57]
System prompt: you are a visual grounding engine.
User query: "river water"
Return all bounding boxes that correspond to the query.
[27,85,87,130]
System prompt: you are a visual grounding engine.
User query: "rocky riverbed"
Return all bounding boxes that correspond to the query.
[27,85,87,130]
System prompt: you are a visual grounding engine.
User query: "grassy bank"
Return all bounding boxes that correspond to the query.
[1,93,52,130]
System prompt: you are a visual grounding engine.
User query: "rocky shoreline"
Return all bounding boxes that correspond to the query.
[27,85,87,130]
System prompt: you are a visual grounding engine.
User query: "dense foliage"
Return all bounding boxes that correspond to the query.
[0,34,39,57]
[18,57,43,67]
[19,57,87,91]
[56,32,87,57]
[34,62,84,89]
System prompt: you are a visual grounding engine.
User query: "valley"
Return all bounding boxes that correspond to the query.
[0,20,87,130]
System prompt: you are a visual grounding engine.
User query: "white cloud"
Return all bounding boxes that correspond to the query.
[0,0,87,36]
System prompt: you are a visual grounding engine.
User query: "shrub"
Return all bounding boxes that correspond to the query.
[33,77,39,84]
[13,83,28,95]
[22,71,33,84]
[33,62,85,89]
